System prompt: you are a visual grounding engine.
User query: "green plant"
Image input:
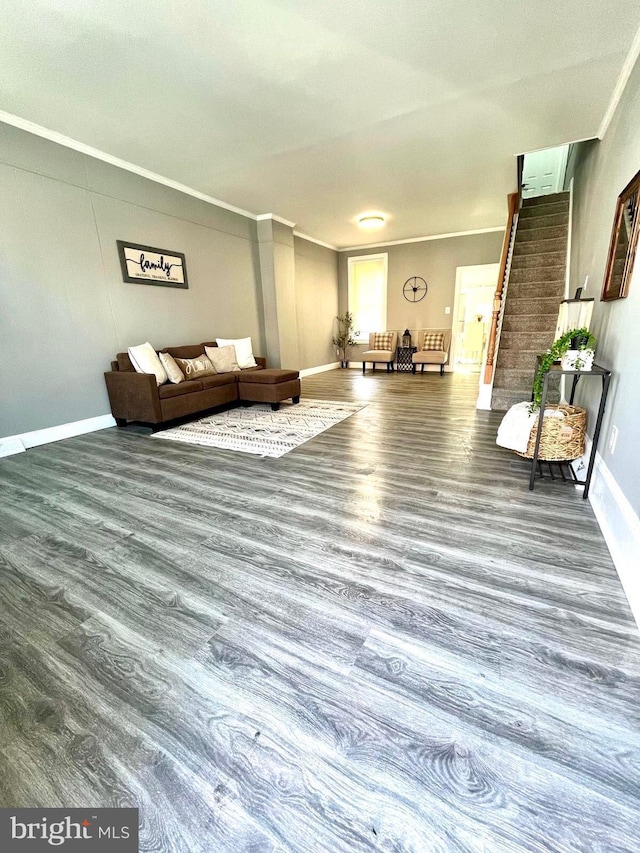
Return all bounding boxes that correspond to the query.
[332,312,359,363]
[531,327,596,412]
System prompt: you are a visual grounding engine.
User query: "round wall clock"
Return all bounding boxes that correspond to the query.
[403,276,428,302]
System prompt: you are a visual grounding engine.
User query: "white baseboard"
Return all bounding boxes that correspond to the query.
[0,437,26,458]
[584,438,640,630]
[476,383,493,410]
[0,414,116,458]
[299,362,340,378]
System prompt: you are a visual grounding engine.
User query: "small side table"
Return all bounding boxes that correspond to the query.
[396,346,417,372]
[529,362,612,499]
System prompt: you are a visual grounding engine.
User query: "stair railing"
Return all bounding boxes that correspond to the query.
[483,192,519,385]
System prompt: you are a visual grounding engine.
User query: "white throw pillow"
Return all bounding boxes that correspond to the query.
[158,351,185,384]
[216,337,257,369]
[205,345,240,373]
[128,342,167,386]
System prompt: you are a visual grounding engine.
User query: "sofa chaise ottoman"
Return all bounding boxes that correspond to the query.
[104,341,301,429]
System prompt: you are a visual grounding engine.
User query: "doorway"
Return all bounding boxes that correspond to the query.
[452,264,499,373]
[521,144,569,198]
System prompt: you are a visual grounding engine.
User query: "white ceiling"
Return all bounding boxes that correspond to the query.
[1,0,638,248]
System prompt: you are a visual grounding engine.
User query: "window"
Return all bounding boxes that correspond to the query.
[347,254,388,341]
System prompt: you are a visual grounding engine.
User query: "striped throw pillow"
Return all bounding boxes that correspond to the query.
[422,332,444,351]
[372,332,393,350]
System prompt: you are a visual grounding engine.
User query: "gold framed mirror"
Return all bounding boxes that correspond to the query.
[602,169,640,301]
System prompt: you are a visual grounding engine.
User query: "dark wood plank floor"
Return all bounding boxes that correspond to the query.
[1,369,639,852]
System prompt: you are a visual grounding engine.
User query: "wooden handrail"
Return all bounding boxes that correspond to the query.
[483,192,519,385]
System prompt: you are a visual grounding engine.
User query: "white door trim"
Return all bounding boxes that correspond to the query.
[451,264,500,370]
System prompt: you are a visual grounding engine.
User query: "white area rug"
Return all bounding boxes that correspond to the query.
[151,399,366,457]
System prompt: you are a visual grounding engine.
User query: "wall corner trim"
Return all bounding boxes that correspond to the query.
[293,231,338,251]
[338,226,506,252]
[299,362,340,378]
[586,438,640,630]
[0,110,258,221]
[597,23,640,139]
[257,213,296,228]
[0,414,117,458]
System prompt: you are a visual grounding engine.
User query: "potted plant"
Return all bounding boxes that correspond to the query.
[332,312,359,368]
[531,327,596,411]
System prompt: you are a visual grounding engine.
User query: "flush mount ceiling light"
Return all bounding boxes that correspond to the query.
[358,214,385,229]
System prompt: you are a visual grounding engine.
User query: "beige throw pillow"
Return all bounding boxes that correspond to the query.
[205,345,240,373]
[215,337,257,369]
[174,354,217,379]
[422,332,445,351]
[158,351,185,384]
[127,342,167,386]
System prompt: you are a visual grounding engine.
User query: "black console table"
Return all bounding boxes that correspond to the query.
[529,363,611,499]
[396,346,417,372]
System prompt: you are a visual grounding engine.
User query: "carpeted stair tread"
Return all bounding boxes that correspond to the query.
[521,192,570,207]
[490,368,536,390]
[505,281,565,298]
[511,251,567,269]
[509,266,566,284]
[503,296,564,314]
[519,201,569,218]
[514,237,567,255]
[491,389,532,412]
[515,225,568,243]
[497,329,557,352]
[517,213,569,230]
[492,349,541,371]
[501,313,560,332]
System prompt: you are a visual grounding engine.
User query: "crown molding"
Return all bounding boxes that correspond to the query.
[256,213,296,228]
[293,231,338,251]
[338,225,505,252]
[598,23,640,140]
[0,110,258,220]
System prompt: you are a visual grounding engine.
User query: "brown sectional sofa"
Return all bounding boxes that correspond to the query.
[105,341,300,428]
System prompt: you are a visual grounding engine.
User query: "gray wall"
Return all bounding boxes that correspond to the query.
[338,231,503,357]
[566,57,640,514]
[0,123,263,438]
[294,236,339,370]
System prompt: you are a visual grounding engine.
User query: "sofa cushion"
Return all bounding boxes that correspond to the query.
[205,344,240,373]
[160,344,205,360]
[362,350,394,360]
[174,355,217,379]
[216,336,257,369]
[128,342,168,386]
[413,350,448,365]
[158,351,185,384]
[158,379,204,398]
[116,352,135,371]
[237,368,299,384]
[200,373,238,389]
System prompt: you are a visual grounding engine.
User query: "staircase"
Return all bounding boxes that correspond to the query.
[491,192,569,411]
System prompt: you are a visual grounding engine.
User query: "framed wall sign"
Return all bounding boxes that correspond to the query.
[117,241,189,288]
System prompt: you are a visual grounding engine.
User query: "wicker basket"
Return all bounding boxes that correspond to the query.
[516,404,587,461]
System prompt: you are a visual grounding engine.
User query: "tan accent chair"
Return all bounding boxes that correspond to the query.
[412,329,452,375]
[361,332,398,373]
